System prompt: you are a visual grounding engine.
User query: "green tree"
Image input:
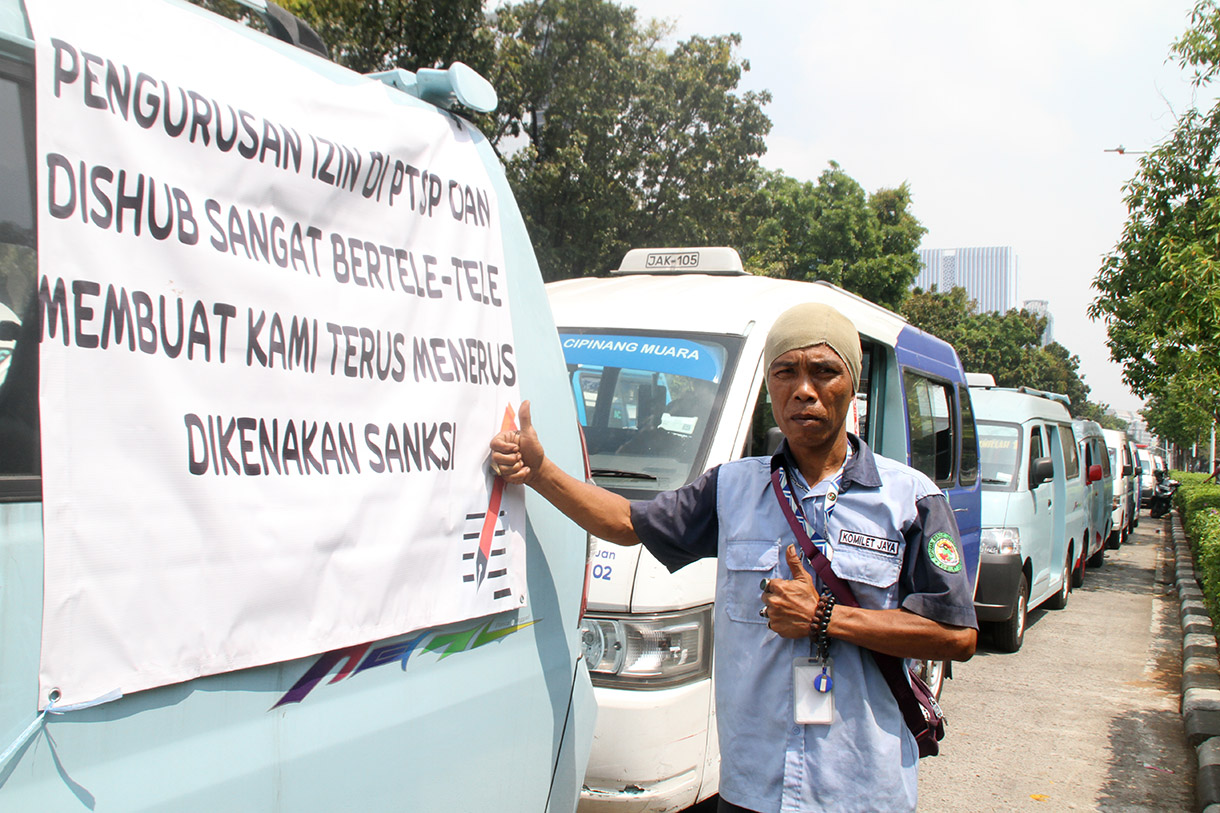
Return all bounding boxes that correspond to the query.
[490,0,771,279]
[1090,0,1220,428]
[283,0,494,74]
[904,288,1118,420]
[738,163,925,310]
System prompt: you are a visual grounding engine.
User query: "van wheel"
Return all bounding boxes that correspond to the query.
[1071,549,1085,588]
[994,573,1028,653]
[1087,546,1105,568]
[1046,556,1070,610]
[1107,528,1120,550]
[917,659,947,700]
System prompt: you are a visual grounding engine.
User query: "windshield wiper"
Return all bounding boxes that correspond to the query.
[591,468,659,481]
[981,477,1008,484]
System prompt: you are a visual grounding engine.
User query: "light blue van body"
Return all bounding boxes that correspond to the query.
[971,386,1087,649]
[0,2,594,810]
[1072,419,1113,569]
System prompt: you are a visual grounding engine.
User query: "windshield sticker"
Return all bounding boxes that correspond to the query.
[559,334,724,381]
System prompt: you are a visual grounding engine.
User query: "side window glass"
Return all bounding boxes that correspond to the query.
[0,68,39,481]
[903,371,955,485]
[1101,443,1112,477]
[1029,427,1044,467]
[744,378,779,458]
[1061,426,1079,479]
[958,384,978,486]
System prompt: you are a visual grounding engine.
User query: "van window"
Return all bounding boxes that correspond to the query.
[1061,425,1080,479]
[0,64,39,484]
[560,330,741,494]
[1100,441,1112,477]
[958,384,978,486]
[904,371,955,485]
[977,421,1020,491]
[1029,426,1045,477]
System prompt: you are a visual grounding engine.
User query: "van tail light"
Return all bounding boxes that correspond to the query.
[578,425,593,623]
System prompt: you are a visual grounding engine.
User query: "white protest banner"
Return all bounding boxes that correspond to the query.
[29,0,525,707]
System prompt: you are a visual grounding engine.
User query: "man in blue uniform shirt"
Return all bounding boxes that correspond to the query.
[490,302,977,813]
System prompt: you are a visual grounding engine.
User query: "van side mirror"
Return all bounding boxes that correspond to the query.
[1086,464,1103,484]
[1123,463,1133,476]
[765,426,784,456]
[1030,456,1054,488]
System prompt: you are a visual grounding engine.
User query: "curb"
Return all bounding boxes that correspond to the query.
[1172,512,1220,811]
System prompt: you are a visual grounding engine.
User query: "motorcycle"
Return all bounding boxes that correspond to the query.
[1149,470,1180,519]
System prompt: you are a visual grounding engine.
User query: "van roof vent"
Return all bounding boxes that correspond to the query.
[367,63,498,113]
[612,247,746,276]
[965,372,995,387]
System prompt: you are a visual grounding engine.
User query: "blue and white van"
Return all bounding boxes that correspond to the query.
[1073,419,1113,572]
[548,247,981,813]
[969,380,1088,652]
[0,1,594,810]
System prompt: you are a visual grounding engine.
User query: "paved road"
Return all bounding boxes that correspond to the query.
[921,516,1193,811]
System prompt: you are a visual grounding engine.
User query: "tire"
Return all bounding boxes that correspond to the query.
[1106,528,1120,550]
[994,573,1029,653]
[1071,546,1085,588]
[1046,555,1071,610]
[1087,546,1105,567]
[917,659,947,700]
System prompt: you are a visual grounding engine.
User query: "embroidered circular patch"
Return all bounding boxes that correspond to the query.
[928,532,962,573]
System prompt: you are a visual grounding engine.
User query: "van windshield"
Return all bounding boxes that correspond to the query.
[978,421,1021,491]
[559,330,741,495]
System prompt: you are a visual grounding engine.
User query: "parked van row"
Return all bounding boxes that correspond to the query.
[967,376,1120,652]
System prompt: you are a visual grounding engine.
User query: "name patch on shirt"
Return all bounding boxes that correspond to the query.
[838,530,900,556]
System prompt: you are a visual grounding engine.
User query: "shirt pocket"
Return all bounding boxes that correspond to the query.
[721,539,779,624]
[830,546,902,601]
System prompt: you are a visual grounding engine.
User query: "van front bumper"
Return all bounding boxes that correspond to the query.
[578,678,714,813]
[973,553,1023,622]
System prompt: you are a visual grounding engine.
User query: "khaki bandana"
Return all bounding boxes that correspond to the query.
[763,302,862,391]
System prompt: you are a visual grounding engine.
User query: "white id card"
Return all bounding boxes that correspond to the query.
[794,657,835,725]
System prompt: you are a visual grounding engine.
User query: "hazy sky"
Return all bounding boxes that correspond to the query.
[632,0,1209,412]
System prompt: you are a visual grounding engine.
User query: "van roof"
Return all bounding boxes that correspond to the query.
[968,382,1071,408]
[547,271,912,347]
[969,386,1073,423]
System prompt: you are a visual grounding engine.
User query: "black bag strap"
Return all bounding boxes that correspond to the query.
[768,456,942,754]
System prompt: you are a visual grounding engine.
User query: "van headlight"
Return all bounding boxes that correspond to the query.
[580,607,712,689]
[980,527,1020,556]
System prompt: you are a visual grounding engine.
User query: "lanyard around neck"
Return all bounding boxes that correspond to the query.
[770,446,850,559]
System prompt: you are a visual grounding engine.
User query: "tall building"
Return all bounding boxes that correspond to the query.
[1022,299,1054,346]
[915,246,1019,314]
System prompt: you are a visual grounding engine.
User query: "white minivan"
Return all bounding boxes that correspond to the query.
[548,247,982,812]
[1103,428,1135,547]
[969,381,1088,652]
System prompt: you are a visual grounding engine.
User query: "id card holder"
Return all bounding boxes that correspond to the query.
[793,657,834,725]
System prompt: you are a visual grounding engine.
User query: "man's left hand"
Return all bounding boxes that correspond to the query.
[762,545,821,639]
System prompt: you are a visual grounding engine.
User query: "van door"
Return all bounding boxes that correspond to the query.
[1036,424,1068,603]
[1027,425,1058,602]
[902,371,979,586]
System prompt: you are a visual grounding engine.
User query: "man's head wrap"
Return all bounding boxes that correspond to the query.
[763,302,862,392]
